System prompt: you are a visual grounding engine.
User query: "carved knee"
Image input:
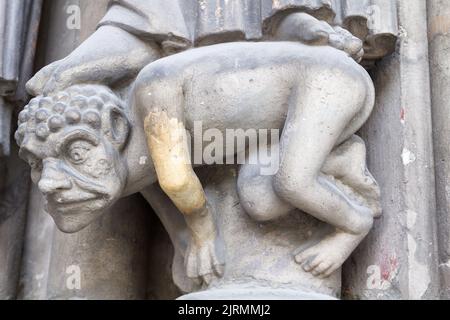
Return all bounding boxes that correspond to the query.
[272,169,315,204]
[347,210,373,235]
[238,175,293,222]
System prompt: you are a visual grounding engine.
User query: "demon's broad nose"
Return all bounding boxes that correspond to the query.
[38,159,72,194]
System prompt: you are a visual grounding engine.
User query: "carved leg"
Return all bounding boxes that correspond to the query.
[273,71,374,278]
[322,135,381,218]
[144,109,223,284]
[274,12,364,62]
[237,136,381,223]
[237,147,294,222]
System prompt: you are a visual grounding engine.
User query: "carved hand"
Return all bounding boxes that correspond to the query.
[26,26,160,95]
[184,203,224,285]
[274,12,364,62]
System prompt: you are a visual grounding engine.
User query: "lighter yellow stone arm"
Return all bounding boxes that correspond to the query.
[144,111,223,282]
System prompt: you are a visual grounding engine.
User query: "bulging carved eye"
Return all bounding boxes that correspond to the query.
[66,140,91,164]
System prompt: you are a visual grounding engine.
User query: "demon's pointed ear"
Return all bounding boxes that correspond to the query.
[102,105,130,150]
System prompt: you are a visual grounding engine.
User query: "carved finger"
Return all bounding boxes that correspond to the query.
[185,244,199,279]
[198,244,218,277]
[209,246,224,277]
[202,273,214,285]
[213,262,225,277]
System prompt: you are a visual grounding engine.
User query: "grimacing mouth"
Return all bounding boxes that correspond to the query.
[45,195,108,216]
[39,172,108,207]
[44,181,110,212]
[48,193,100,206]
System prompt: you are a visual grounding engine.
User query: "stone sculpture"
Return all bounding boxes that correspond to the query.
[18,0,398,299]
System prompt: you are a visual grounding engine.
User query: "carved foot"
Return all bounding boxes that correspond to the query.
[278,13,364,62]
[295,231,366,278]
[322,135,382,218]
[329,26,364,63]
[348,168,382,218]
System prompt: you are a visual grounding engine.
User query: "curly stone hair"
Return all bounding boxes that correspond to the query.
[15,85,125,146]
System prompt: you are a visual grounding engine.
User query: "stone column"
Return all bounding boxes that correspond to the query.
[342,0,440,299]
[0,0,42,299]
[18,186,55,300]
[427,0,450,299]
[45,195,150,300]
[0,141,30,299]
[0,98,12,157]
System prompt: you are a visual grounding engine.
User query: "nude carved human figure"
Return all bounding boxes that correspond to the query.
[16,40,381,282]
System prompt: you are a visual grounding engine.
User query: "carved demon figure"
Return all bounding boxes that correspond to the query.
[16,43,381,282]
[18,0,396,286]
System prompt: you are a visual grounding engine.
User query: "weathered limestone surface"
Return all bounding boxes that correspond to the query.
[0,0,42,299]
[18,185,54,300]
[343,0,440,300]
[44,194,150,300]
[178,166,340,300]
[0,142,30,299]
[11,0,400,300]
[0,97,11,157]
[17,0,177,300]
[3,0,449,300]
[146,209,182,300]
[427,0,450,299]
[12,0,395,300]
